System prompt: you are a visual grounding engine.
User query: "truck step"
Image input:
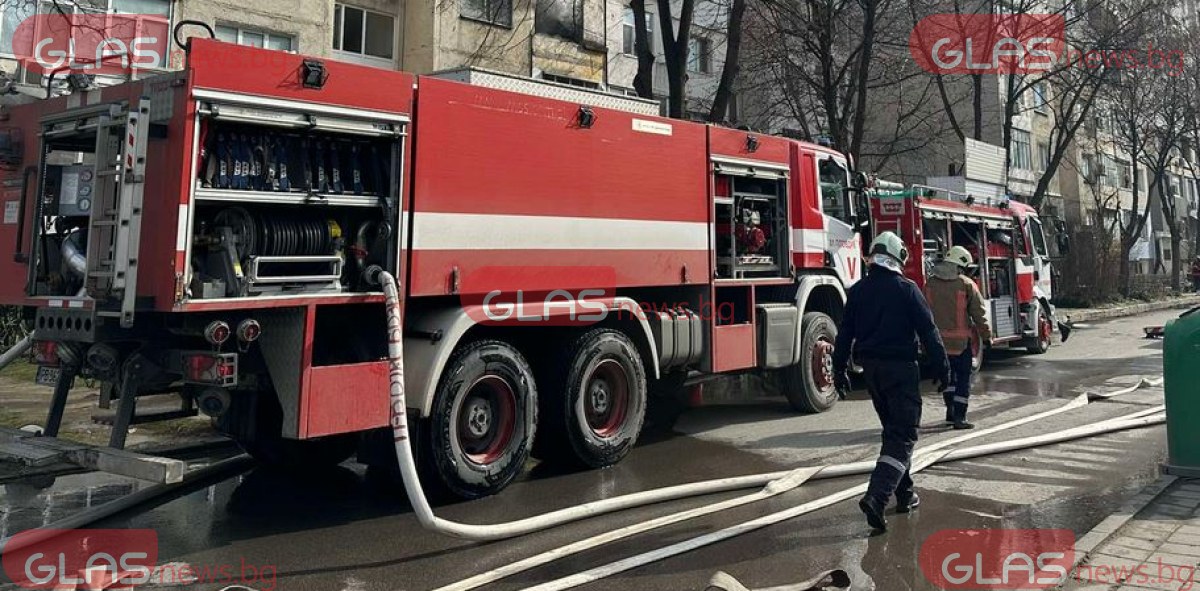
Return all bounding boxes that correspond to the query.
[0,427,185,483]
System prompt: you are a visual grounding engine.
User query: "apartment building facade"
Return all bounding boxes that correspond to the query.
[0,0,728,115]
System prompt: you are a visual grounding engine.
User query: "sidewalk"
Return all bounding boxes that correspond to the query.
[1060,294,1200,324]
[1061,477,1200,591]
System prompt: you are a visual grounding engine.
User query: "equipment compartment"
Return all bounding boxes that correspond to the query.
[186,98,406,301]
[188,202,393,299]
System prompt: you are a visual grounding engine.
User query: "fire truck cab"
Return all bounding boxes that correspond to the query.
[867,182,1061,365]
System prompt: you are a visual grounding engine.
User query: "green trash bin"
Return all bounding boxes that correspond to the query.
[1164,306,1200,477]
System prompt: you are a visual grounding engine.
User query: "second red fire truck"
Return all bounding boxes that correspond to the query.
[0,36,1062,498]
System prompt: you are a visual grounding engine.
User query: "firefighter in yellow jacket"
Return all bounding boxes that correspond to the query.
[926,246,991,429]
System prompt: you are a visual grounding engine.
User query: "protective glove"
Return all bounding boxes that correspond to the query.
[933,360,952,392]
[834,370,851,399]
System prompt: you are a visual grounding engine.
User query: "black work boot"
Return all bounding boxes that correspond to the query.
[896,491,920,513]
[952,421,975,430]
[943,392,954,424]
[859,495,888,531]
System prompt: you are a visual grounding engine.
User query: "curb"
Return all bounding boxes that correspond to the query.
[1067,475,1178,577]
[1060,295,1200,323]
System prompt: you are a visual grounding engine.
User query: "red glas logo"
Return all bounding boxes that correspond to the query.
[459,266,617,326]
[919,529,1075,589]
[2,529,158,589]
[11,13,169,75]
[909,14,1065,74]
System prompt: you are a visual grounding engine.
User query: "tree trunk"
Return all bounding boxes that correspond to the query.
[656,0,693,119]
[1171,229,1183,292]
[848,0,876,160]
[707,0,744,123]
[1119,242,1133,296]
[630,0,655,99]
[972,74,983,140]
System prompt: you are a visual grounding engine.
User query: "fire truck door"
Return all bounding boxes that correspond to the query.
[1026,215,1054,300]
[816,155,862,286]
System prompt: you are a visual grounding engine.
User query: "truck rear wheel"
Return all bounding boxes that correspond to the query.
[238,394,358,470]
[421,340,536,499]
[781,312,839,413]
[537,329,647,468]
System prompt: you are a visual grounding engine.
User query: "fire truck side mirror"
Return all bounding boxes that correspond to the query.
[851,171,868,190]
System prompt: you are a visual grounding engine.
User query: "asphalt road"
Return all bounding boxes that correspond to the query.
[0,308,1180,591]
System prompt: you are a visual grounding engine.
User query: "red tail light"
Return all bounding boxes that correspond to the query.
[33,341,60,366]
[182,352,238,386]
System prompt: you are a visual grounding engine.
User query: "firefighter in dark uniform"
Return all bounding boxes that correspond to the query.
[833,231,950,532]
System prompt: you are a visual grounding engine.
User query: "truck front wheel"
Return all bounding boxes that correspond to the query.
[537,329,647,468]
[421,340,536,499]
[1026,303,1053,354]
[780,312,839,413]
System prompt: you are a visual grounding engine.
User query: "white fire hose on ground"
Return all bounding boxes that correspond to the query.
[381,269,1163,542]
[376,270,1167,589]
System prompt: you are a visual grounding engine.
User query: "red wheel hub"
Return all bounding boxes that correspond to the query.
[812,339,835,390]
[458,376,517,465]
[584,359,629,438]
[1039,314,1053,344]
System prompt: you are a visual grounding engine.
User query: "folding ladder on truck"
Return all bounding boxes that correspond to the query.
[85,98,151,329]
[22,98,162,454]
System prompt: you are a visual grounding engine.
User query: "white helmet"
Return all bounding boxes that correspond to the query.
[945,245,974,269]
[869,231,909,264]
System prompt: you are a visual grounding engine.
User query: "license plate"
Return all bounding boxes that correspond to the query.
[35,366,61,387]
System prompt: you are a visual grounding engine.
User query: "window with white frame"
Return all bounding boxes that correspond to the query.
[333,4,396,60]
[1037,141,1050,172]
[1010,129,1032,171]
[622,8,653,55]
[687,36,710,73]
[0,0,171,63]
[216,25,295,52]
[462,0,513,27]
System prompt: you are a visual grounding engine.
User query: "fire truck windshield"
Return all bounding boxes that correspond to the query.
[1027,216,1049,257]
[818,156,853,224]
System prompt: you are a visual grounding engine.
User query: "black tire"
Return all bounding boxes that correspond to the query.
[780,312,839,413]
[239,393,358,470]
[1026,303,1052,354]
[537,329,647,468]
[420,340,536,499]
[644,370,689,432]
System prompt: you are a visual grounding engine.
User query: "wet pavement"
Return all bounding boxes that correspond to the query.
[0,309,1179,591]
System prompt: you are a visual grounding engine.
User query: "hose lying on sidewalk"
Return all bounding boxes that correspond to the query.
[377,270,1165,544]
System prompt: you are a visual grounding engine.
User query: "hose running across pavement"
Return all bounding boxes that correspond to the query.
[378,268,1168,579]
[436,405,1165,591]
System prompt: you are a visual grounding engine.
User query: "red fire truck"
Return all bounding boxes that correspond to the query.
[0,37,870,498]
[867,181,1063,368]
